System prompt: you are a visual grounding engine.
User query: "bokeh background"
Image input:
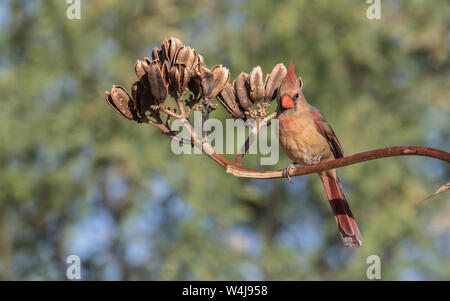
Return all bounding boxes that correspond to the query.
[0,0,449,280]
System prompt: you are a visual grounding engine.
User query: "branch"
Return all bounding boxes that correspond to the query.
[161,106,182,119]
[140,100,449,182]
[176,118,449,178]
[226,146,450,179]
[235,111,277,165]
[141,116,191,144]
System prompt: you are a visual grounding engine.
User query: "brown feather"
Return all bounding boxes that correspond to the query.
[309,105,344,159]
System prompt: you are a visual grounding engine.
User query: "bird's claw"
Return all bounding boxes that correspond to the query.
[282,162,296,184]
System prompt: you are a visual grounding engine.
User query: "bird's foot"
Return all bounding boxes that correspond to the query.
[282,162,296,184]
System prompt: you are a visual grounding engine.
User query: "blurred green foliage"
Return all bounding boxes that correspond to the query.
[0,0,448,280]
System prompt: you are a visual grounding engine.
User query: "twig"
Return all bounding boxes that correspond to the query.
[141,116,191,144]
[202,100,210,141]
[161,107,182,119]
[177,93,187,117]
[235,111,277,165]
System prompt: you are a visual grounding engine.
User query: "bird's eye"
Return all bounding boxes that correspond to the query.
[293,93,299,100]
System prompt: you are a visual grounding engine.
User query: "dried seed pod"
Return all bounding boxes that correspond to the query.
[175,46,197,72]
[248,66,264,103]
[134,59,150,80]
[151,47,161,61]
[208,65,230,98]
[131,81,151,116]
[197,54,205,66]
[132,79,154,114]
[148,61,168,104]
[297,77,303,88]
[175,46,198,93]
[264,73,270,97]
[216,83,245,119]
[142,82,155,110]
[135,59,152,91]
[188,76,201,98]
[160,39,170,63]
[105,85,137,120]
[186,54,205,98]
[168,37,184,66]
[168,64,181,98]
[264,63,287,103]
[131,81,142,115]
[199,65,214,98]
[234,72,253,112]
[132,80,160,118]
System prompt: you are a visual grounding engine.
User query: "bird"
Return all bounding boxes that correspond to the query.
[276,63,362,247]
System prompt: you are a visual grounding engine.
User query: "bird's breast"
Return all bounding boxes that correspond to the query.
[278,112,330,165]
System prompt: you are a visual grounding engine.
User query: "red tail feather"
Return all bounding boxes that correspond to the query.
[320,173,362,247]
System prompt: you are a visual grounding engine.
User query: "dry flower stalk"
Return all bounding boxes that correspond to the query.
[105,37,450,200]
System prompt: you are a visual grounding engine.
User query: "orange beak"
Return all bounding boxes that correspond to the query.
[281,95,295,109]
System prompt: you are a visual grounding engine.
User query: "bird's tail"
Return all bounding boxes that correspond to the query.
[319,172,362,247]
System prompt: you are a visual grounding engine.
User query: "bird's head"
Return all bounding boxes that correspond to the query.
[277,63,304,111]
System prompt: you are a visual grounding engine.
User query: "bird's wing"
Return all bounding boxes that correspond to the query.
[309,105,344,158]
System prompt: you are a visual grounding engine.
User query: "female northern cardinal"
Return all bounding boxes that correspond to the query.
[277,63,362,247]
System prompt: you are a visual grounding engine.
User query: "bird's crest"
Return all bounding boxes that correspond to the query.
[284,62,297,89]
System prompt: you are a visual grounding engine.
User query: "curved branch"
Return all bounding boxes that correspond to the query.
[226,146,450,179]
[146,107,449,180]
[175,117,449,178]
